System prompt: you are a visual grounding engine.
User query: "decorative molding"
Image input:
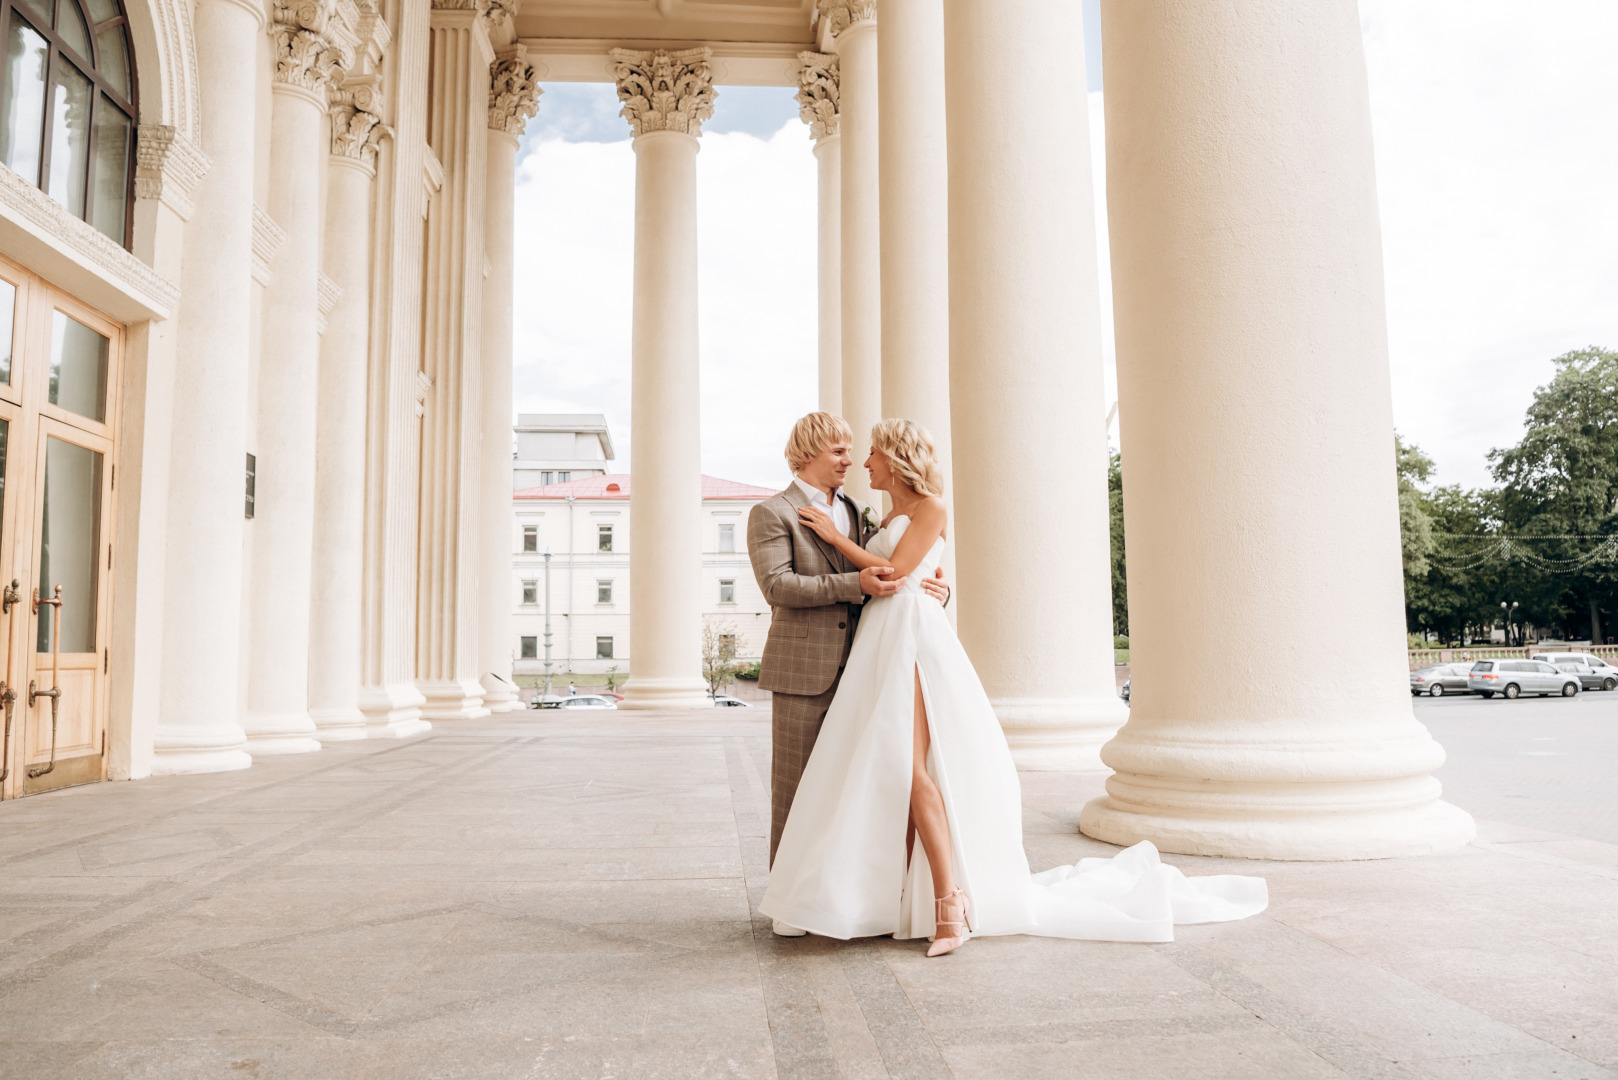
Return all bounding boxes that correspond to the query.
[0,163,179,315]
[489,45,541,136]
[609,47,716,139]
[421,147,445,219]
[329,87,390,170]
[316,270,343,333]
[817,0,877,40]
[270,0,359,95]
[133,125,211,220]
[795,52,839,141]
[251,205,287,287]
[430,0,510,30]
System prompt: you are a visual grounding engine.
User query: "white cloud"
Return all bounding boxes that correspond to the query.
[512,120,817,489]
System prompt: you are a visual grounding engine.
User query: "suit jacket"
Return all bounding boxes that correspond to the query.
[747,483,878,696]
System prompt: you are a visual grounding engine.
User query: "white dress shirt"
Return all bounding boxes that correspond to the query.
[793,474,852,539]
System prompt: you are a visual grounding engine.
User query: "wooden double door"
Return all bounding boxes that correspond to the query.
[0,254,119,798]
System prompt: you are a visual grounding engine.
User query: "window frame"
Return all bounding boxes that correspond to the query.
[596,578,612,605]
[519,635,537,659]
[717,522,735,553]
[595,635,613,660]
[597,523,612,552]
[0,0,138,247]
[521,579,537,605]
[719,578,735,604]
[521,523,537,552]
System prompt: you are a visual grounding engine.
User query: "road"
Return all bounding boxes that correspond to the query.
[1416,689,1618,844]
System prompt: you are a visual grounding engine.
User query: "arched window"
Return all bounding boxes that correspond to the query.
[0,0,135,246]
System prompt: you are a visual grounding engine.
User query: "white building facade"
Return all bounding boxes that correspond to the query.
[512,412,613,490]
[511,472,775,680]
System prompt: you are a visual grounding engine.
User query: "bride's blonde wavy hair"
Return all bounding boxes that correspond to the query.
[870,419,944,497]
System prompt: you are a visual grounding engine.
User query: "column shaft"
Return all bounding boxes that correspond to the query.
[416,7,492,720]
[244,79,329,755]
[1080,0,1473,858]
[835,15,880,500]
[814,136,842,414]
[150,0,261,775]
[942,0,1126,767]
[308,154,376,740]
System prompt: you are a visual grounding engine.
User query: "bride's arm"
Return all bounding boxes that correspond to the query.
[881,498,947,580]
[796,506,888,570]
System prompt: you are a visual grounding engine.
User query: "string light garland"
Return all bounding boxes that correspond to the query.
[1423,534,1618,571]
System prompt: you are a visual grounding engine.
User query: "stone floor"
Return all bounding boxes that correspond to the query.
[0,705,1614,1079]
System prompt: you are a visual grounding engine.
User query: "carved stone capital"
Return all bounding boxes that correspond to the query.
[329,84,390,170]
[430,0,513,32]
[489,46,541,136]
[270,0,358,95]
[609,47,716,139]
[796,52,840,141]
[817,0,877,40]
[134,125,211,220]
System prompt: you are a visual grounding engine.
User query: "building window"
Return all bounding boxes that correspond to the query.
[597,579,612,604]
[558,471,571,483]
[598,524,613,552]
[718,523,735,552]
[0,0,136,245]
[521,580,537,605]
[520,636,537,659]
[522,524,537,552]
[719,579,735,604]
[596,636,613,659]
[541,471,553,485]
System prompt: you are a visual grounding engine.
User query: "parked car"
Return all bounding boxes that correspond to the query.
[712,695,753,708]
[531,694,618,710]
[1467,660,1580,699]
[1410,663,1473,697]
[1531,653,1618,691]
[1552,661,1610,692]
[1119,679,1131,704]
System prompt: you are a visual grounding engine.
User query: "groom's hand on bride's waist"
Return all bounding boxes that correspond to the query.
[920,568,951,607]
[859,566,904,597]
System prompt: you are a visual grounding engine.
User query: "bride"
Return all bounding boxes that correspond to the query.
[758,419,1267,956]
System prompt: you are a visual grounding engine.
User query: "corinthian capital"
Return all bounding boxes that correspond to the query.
[489,46,541,136]
[609,47,716,138]
[271,0,358,93]
[330,83,390,169]
[796,52,839,141]
[817,0,877,40]
[430,0,513,32]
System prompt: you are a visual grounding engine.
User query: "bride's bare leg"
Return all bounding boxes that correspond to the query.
[910,667,954,900]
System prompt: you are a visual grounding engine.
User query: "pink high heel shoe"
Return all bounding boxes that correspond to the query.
[927,887,969,957]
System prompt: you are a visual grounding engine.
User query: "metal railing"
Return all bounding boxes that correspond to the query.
[1409,644,1618,669]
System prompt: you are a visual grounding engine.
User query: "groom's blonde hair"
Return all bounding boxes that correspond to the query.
[871,419,944,497]
[785,411,855,473]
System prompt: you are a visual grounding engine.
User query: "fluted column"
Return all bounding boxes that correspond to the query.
[818,2,879,500]
[416,0,495,720]
[309,59,389,741]
[243,0,356,755]
[612,48,716,710]
[941,0,1127,768]
[149,0,263,775]
[479,48,540,714]
[1080,1,1474,859]
[797,52,842,414]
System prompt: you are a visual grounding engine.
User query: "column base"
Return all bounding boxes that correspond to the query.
[481,672,521,714]
[417,679,491,721]
[243,710,324,755]
[994,695,1130,771]
[1078,725,1477,860]
[310,706,369,742]
[619,676,712,710]
[358,682,431,738]
[149,727,253,776]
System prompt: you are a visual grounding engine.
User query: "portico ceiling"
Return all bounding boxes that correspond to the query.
[515,0,818,86]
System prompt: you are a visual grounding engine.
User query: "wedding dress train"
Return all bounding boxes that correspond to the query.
[759,517,1267,944]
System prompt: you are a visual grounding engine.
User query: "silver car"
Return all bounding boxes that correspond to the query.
[1531,653,1618,691]
[1410,663,1472,697]
[1468,659,1580,699]
[531,694,618,710]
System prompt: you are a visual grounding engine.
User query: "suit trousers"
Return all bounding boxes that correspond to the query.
[769,668,846,866]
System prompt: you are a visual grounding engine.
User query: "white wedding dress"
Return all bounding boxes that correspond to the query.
[760,517,1268,943]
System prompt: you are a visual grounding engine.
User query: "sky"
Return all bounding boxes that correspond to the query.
[512,0,1618,491]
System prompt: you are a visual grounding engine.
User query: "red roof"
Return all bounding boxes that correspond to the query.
[514,473,777,501]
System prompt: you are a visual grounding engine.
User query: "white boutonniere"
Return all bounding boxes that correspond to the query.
[860,506,877,535]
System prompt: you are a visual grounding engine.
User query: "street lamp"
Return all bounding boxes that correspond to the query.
[1500,600,1519,646]
[543,550,554,699]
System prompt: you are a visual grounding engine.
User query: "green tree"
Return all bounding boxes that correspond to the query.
[1395,435,1436,579]
[1108,451,1128,637]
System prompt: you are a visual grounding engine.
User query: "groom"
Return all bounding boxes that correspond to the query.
[747,412,949,935]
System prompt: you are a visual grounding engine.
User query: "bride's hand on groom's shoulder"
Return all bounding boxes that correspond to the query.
[797,505,838,541]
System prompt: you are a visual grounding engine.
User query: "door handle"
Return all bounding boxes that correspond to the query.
[26,585,61,780]
[0,580,18,784]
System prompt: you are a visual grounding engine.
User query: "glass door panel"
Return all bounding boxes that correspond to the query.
[48,308,106,421]
[35,434,99,652]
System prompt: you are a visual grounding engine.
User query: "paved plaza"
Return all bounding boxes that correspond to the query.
[0,697,1614,1079]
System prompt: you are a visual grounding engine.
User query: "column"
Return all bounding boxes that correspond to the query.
[479,48,541,713]
[308,64,389,741]
[877,0,954,597]
[611,47,716,710]
[149,0,263,775]
[1080,0,1474,859]
[818,2,879,500]
[416,0,495,720]
[797,52,842,414]
[941,0,1127,769]
[243,0,355,755]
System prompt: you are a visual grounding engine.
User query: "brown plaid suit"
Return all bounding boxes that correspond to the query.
[747,483,877,864]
